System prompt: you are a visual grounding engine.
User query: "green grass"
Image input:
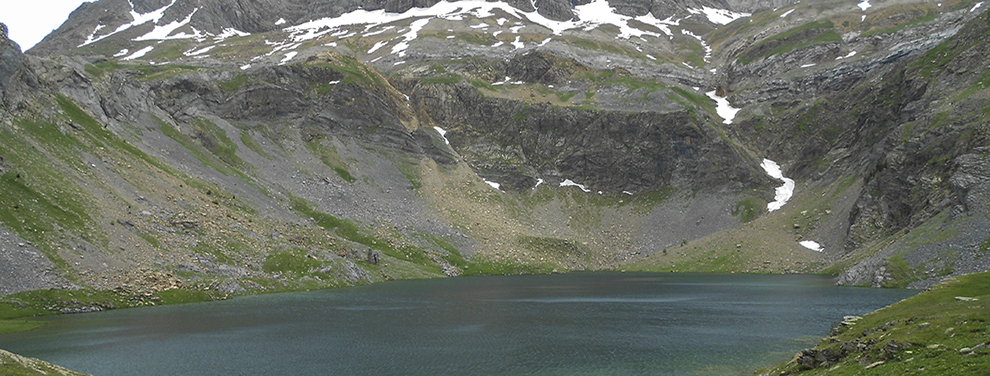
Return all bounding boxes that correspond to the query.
[313,82,335,97]
[864,12,939,36]
[469,79,498,92]
[192,241,236,265]
[313,57,385,87]
[240,131,273,159]
[555,91,578,102]
[192,119,245,168]
[304,140,356,183]
[157,116,252,183]
[288,196,437,270]
[738,21,840,64]
[954,68,990,102]
[0,319,46,334]
[732,198,760,223]
[460,258,555,276]
[263,248,326,275]
[422,74,462,84]
[395,159,422,190]
[761,271,990,375]
[219,74,250,92]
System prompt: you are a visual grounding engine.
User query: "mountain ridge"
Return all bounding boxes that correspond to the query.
[1,0,988,317]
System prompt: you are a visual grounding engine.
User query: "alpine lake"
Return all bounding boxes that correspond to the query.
[0,273,917,375]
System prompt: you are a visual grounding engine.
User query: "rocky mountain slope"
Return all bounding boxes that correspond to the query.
[1,0,989,316]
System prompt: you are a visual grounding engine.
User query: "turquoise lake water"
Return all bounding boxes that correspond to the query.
[0,273,918,375]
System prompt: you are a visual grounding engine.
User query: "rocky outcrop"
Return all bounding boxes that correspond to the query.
[950,147,990,216]
[411,80,762,193]
[0,23,39,110]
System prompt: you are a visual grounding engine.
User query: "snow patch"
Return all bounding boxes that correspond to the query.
[971,2,984,12]
[434,126,450,145]
[275,18,287,26]
[121,45,155,60]
[835,50,857,60]
[214,28,250,41]
[278,0,682,56]
[687,6,750,25]
[560,179,591,193]
[760,159,795,212]
[800,63,816,68]
[363,25,395,37]
[80,0,177,46]
[858,1,872,11]
[240,64,251,70]
[780,9,795,18]
[705,91,741,124]
[367,40,389,54]
[113,49,129,57]
[391,18,430,57]
[183,45,215,56]
[280,51,298,64]
[800,241,824,252]
[534,178,544,189]
[511,36,524,49]
[135,7,199,41]
[484,179,502,191]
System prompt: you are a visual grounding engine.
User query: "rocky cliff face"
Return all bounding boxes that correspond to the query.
[1,0,989,302]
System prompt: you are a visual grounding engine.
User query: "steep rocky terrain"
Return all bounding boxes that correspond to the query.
[1,0,989,324]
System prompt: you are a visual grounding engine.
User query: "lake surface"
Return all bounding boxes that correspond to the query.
[0,273,917,375]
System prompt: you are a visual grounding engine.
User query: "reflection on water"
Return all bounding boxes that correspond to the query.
[0,273,917,376]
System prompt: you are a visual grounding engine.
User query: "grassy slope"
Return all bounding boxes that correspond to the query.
[759,271,990,375]
[0,349,90,376]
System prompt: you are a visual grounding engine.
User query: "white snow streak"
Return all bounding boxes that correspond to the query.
[511,36,524,49]
[434,126,450,145]
[135,7,199,41]
[183,45,215,56]
[780,9,795,18]
[800,63,816,68]
[367,40,389,54]
[687,6,750,25]
[113,49,129,57]
[760,159,795,212]
[80,0,177,46]
[800,240,824,252]
[363,25,395,36]
[858,1,872,11]
[121,45,155,60]
[560,179,591,193]
[276,18,287,26]
[835,50,857,60]
[484,179,502,191]
[705,91,741,124]
[280,51,298,64]
[971,2,984,12]
[282,0,686,54]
